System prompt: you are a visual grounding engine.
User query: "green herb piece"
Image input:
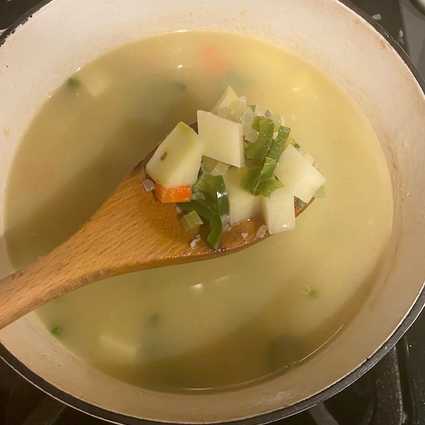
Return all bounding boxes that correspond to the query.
[244,124,291,196]
[245,157,277,195]
[178,199,224,249]
[242,167,260,192]
[206,212,223,249]
[251,116,268,131]
[66,76,81,89]
[51,325,63,337]
[245,118,274,161]
[268,126,291,161]
[303,286,319,299]
[192,174,229,217]
[181,210,203,234]
[258,176,283,197]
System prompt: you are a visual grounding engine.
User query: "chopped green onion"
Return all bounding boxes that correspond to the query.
[246,157,277,195]
[268,126,291,161]
[251,116,269,132]
[179,173,230,249]
[178,199,223,249]
[244,124,291,196]
[258,176,283,197]
[181,210,203,234]
[193,174,229,217]
[66,77,80,89]
[206,211,223,249]
[51,325,63,337]
[245,118,274,161]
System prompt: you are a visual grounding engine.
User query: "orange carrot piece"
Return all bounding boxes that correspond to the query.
[155,184,192,203]
[201,46,229,76]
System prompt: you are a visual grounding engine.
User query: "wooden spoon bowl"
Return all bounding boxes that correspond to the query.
[0,136,310,329]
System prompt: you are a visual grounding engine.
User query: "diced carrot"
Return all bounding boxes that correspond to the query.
[155,184,192,203]
[201,46,229,76]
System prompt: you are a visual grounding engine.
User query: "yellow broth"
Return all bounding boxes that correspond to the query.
[5,31,393,391]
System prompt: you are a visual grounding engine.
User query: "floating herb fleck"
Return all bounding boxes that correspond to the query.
[303,286,319,299]
[66,76,81,89]
[51,325,63,337]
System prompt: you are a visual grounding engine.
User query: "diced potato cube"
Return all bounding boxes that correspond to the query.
[146,122,203,188]
[212,86,239,113]
[197,111,245,167]
[224,168,261,225]
[262,188,295,234]
[275,145,325,203]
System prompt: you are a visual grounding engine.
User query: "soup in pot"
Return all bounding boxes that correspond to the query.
[5,31,393,391]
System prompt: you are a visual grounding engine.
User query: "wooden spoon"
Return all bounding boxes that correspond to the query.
[0,138,310,329]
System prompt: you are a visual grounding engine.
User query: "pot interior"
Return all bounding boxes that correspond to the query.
[0,0,425,423]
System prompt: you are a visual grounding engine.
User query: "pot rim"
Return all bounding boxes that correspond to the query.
[1,0,425,424]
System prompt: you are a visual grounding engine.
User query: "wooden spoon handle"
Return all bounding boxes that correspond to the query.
[0,170,193,329]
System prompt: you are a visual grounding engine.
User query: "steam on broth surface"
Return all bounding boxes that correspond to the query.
[5,31,393,391]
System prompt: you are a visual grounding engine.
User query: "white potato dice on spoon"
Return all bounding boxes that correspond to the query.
[146,122,203,188]
[224,168,261,225]
[262,188,295,234]
[197,110,245,167]
[213,86,239,113]
[275,144,325,204]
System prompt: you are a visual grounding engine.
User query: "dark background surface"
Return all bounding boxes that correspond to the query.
[0,1,425,425]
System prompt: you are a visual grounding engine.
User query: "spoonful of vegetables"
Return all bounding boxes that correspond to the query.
[0,87,325,329]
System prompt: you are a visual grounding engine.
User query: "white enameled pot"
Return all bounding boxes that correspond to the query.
[0,0,425,423]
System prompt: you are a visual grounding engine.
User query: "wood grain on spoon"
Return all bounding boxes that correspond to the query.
[0,144,310,330]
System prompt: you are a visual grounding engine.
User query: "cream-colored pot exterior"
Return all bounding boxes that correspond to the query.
[0,0,425,423]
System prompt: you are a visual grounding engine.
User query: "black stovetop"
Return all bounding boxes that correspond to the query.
[1,1,425,424]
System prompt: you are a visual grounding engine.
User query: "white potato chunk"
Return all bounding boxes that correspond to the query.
[197,111,245,167]
[212,86,239,113]
[146,122,203,187]
[261,188,295,234]
[275,145,325,203]
[213,86,249,122]
[224,168,261,225]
